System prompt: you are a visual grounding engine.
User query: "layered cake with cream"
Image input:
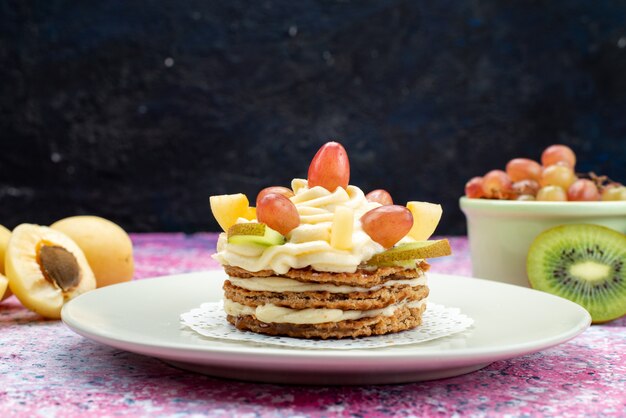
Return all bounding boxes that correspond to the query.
[210,142,451,339]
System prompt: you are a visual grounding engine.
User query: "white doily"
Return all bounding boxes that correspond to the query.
[180,302,474,350]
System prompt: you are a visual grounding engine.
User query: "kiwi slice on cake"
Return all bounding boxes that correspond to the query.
[527,224,626,323]
[367,239,452,266]
[227,223,285,246]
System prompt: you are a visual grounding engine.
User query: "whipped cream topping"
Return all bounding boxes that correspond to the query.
[214,179,397,274]
[224,298,427,324]
[227,275,427,293]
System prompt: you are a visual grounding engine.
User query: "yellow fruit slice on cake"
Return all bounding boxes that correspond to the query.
[210,193,251,231]
[406,201,443,241]
[331,206,354,250]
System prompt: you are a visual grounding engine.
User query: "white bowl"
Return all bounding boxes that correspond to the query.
[459,197,626,287]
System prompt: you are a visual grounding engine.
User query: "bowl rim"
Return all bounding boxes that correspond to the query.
[459,196,626,216]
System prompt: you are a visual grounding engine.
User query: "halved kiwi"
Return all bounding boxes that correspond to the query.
[527,224,626,323]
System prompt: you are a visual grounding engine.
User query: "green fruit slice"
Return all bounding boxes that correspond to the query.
[227,223,285,247]
[367,239,452,266]
[527,224,626,324]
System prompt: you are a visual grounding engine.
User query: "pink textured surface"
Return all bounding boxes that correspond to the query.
[1,234,625,417]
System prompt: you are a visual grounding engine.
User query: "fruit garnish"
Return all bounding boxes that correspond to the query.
[243,206,257,220]
[307,141,350,191]
[256,186,294,205]
[536,185,567,201]
[227,223,285,247]
[462,144,625,202]
[210,193,251,232]
[464,177,485,199]
[506,158,542,182]
[406,201,442,241]
[567,179,600,201]
[360,205,413,248]
[601,185,626,201]
[330,206,354,250]
[540,165,576,189]
[51,216,134,288]
[257,193,300,235]
[5,224,96,319]
[0,274,7,301]
[0,225,11,300]
[227,222,266,238]
[0,224,10,276]
[526,224,626,324]
[482,170,513,199]
[365,189,393,205]
[512,180,540,196]
[367,239,452,265]
[541,144,576,169]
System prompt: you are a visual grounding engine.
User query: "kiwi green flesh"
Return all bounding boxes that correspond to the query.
[367,239,451,266]
[227,224,285,247]
[527,224,626,323]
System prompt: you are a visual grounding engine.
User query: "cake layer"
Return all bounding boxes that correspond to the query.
[225,298,426,324]
[224,262,429,287]
[224,280,429,311]
[226,304,427,339]
[227,275,427,293]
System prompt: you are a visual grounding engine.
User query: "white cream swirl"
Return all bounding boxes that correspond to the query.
[214,179,385,274]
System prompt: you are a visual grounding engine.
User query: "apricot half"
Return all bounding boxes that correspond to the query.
[0,225,12,300]
[51,216,134,288]
[6,224,96,318]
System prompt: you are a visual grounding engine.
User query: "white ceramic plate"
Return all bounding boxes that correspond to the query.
[62,271,591,385]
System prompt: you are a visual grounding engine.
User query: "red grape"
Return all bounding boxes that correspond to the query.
[482,170,513,199]
[465,177,485,198]
[360,205,413,248]
[512,180,540,196]
[541,144,576,168]
[307,142,350,191]
[366,189,393,205]
[567,179,600,201]
[256,186,294,205]
[506,158,542,182]
[257,194,300,235]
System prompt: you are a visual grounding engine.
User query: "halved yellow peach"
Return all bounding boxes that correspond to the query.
[0,225,12,300]
[0,273,7,301]
[51,216,134,288]
[5,224,96,319]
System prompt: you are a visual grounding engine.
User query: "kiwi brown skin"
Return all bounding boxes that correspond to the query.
[526,224,626,324]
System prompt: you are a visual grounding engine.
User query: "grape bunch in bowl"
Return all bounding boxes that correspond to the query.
[464,144,626,202]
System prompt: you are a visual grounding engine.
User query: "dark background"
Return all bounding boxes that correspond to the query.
[1,0,625,234]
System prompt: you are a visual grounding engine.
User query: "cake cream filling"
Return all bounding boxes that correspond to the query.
[224,298,427,325]
[213,179,419,274]
[227,275,427,293]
